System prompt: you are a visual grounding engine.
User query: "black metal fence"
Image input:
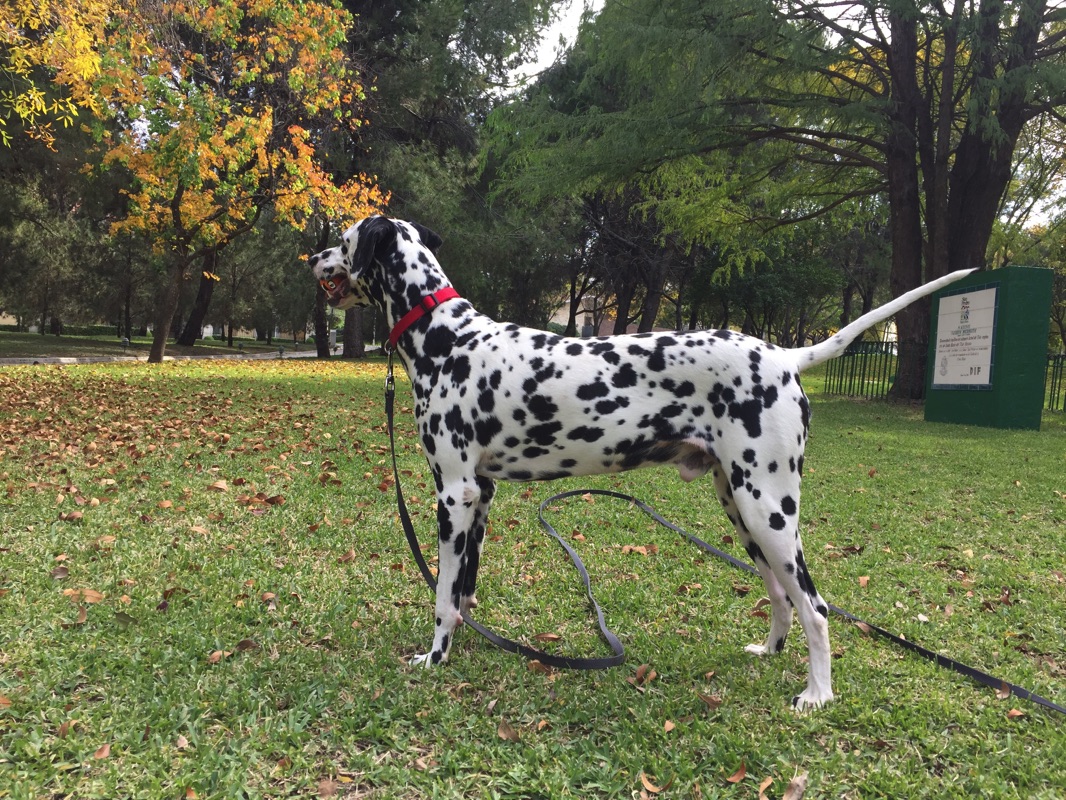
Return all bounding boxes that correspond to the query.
[1047,354,1066,412]
[824,344,1066,412]
[823,341,899,400]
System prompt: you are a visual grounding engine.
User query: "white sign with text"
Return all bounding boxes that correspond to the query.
[932,286,997,388]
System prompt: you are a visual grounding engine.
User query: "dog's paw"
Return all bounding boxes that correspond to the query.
[460,594,478,613]
[410,651,448,668]
[744,642,771,656]
[791,688,834,712]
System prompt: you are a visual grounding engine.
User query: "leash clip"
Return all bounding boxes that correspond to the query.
[384,352,395,395]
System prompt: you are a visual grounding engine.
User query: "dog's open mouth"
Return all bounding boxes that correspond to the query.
[319,276,352,306]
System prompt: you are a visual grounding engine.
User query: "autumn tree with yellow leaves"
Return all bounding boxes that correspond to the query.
[3,0,385,361]
[91,0,385,362]
[0,0,111,148]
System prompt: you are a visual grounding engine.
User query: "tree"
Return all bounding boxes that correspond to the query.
[0,0,112,148]
[93,0,385,362]
[489,0,1066,397]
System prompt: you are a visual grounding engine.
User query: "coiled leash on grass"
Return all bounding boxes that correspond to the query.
[385,359,1065,714]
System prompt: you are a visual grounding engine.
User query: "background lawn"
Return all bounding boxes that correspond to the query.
[0,359,1063,798]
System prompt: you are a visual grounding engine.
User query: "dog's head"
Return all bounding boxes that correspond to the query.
[308,215,444,310]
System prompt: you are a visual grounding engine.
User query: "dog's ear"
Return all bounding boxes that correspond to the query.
[411,222,443,254]
[350,215,397,278]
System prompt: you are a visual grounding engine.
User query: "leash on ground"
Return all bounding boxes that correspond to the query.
[384,359,1064,714]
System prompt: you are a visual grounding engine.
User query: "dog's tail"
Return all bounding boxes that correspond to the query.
[791,268,977,372]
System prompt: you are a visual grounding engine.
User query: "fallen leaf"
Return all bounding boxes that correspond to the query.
[759,775,774,800]
[996,683,1011,700]
[726,762,746,784]
[782,772,809,800]
[640,772,673,794]
[859,575,870,588]
[175,735,189,749]
[533,632,561,642]
[208,480,228,492]
[1007,708,1025,720]
[697,692,723,711]
[235,638,259,652]
[317,777,338,798]
[663,720,675,733]
[497,718,519,742]
[93,742,111,759]
[0,695,12,708]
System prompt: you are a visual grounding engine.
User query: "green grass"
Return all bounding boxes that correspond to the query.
[0,359,1064,798]
[0,331,293,360]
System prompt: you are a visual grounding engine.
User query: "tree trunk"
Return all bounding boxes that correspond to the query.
[886,11,929,400]
[176,251,219,346]
[314,285,331,358]
[343,306,364,358]
[149,260,187,363]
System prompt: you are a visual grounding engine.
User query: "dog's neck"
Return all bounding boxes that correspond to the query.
[365,256,464,354]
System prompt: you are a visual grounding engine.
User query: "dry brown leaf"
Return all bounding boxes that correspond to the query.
[185,789,198,800]
[208,480,229,492]
[497,718,519,742]
[996,683,1011,700]
[697,692,723,711]
[337,549,356,563]
[533,632,561,642]
[1007,708,1025,720]
[663,720,676,733]
[0,695,12,708]
[859,575,870,588]
[317,778,338,798]
[93,742,111,759]
[726,762,746,784]
[782,772,809,800]
[759,775,774,800]
[640,772,673,794]
[235,638,259,652]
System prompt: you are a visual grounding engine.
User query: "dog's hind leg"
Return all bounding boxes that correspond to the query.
[461,476,496,614]
[711,466,794,656]
[729,484,834,710]
[411,477,481,668]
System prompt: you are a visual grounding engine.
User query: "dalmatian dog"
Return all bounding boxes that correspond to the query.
[308,215,973,710]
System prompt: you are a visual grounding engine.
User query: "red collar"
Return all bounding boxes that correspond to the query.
[387,287,461,351]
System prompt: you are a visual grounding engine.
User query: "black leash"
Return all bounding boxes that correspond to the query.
[384,359,1065,713]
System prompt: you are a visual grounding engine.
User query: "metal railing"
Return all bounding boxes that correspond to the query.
[823,341,898,400]
[824,346,1066,412]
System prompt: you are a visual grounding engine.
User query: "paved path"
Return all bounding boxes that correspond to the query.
[0,349,331,366]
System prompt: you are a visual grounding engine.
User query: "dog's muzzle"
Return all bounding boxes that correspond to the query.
[319,276,352,306]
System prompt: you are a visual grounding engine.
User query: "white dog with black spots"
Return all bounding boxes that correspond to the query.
[308,215,972,709]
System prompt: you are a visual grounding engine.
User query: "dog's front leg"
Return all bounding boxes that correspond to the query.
[460,476,496,614]
[410,479,480,667]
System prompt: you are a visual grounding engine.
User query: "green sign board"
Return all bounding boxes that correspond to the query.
[924,266,1053,430]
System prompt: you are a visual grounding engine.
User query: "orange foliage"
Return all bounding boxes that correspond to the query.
[94,0,385,257]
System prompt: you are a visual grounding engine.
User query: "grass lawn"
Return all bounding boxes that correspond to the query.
[0,332,296,361]
[0,358,1064,799]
